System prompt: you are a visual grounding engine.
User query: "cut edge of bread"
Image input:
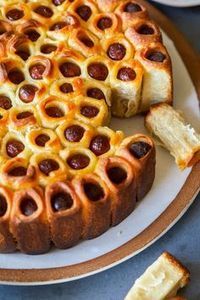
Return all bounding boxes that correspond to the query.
[145,103,200,169]
[161,252,190,288]
[125,251,190,300]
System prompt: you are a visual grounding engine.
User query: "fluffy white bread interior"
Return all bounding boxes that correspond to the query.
[125,252,189,300]
[145,103,200,169]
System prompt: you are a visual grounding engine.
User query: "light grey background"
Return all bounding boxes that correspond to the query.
[0,2,199,299]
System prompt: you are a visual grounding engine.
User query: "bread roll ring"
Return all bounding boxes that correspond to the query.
[0,0,167,253]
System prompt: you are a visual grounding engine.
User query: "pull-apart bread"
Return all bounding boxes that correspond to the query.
[125,252,190,300]
[0,0,174,254]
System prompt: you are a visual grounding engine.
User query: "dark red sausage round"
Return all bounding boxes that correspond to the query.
[81,105,99,118]
[146,51,166,62]
[6,9,24,21]
[35,134,50,147]
[41,44,57,54]
[67,154,90,170]
[137,24,154,35]
[117,67,136,81]
[60,82,73,94]
[19,85,38,103]
[83,182,104,201]
[34,6,53,18]
[124,2,142,13]
[107,43,126,61]
[59,62,81,77]
[39,159,59,176]
[20,198,37,216]
[87,88,105,100]
[89,135,110,156]
[64,125,85,142]
[97,17,112,30]
[51,192,73,212]
[8,166,27,177]
[0,96,12,110]
[45,106,64,118]
[6,139,25,157]
[17,111,33,120]
[76,5,92,21]
[29,64,45,80]
[87,63,108,81]
[107,167,127,184]
[129,141,152,159]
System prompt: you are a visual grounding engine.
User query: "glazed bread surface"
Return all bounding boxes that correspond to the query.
[0,0,164,254]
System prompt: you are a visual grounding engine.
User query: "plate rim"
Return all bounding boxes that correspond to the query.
[151,0,200,7]
[0,0,200,285]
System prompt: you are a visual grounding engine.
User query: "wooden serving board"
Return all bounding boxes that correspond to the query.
[0,0,199,284]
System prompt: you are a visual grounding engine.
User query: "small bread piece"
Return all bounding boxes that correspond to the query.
[145,103,200,170]
[125,252,190,300]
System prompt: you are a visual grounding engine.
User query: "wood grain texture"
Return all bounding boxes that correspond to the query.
[0,1,199,284]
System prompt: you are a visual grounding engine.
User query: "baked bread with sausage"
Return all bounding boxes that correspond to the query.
[0,0,167,254]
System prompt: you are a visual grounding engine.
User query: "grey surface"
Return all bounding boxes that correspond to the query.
[0,3,200,300]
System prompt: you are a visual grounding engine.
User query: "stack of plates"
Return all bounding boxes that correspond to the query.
[152,0,200,7]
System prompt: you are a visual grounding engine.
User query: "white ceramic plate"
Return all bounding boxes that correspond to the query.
[152,0,200,7]
[0,31,199,285]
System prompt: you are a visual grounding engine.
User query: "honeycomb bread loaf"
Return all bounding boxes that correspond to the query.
[0,0,164,254]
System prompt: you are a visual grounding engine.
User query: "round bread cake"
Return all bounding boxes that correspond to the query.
[0,0,171,254]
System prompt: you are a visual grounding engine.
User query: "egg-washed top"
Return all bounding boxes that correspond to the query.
[0,0,164,254]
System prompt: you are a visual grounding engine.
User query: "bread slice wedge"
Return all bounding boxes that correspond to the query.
[145,103,200,169]
[125,252,190,300]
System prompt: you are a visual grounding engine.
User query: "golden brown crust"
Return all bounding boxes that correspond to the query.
[0,186,16,253]
[97,0,119,12]
[72,173,111,239]
[45,181,83,249]
[125,19,162,49]
[0,158,37,190]
[95,156,136,225]
[10,188,50,254]
[115,0,148,31]
[89,12,121,38]
[116,134,156,201]
[162,252,190,287]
